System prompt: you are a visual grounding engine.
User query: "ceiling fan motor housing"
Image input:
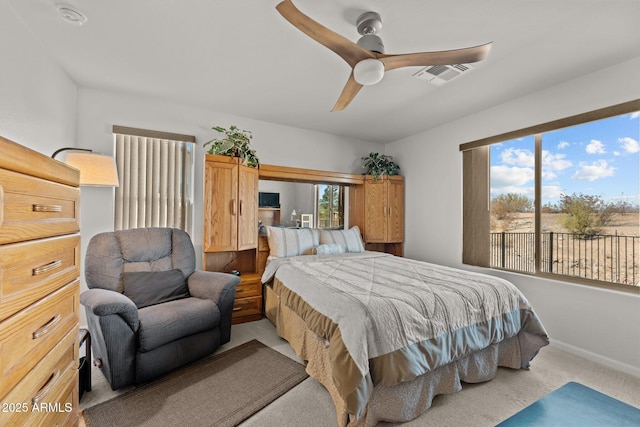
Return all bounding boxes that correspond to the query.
[356,12,384,53]
[357,34,384,54]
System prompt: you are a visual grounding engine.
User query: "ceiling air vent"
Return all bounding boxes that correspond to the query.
[412,63,474,86]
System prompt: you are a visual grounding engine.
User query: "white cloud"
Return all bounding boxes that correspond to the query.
[586,139,606,154]
[490,185,534,200]
[490,165,534,188]
[619,137,640,153]
[613,151,621,156]
[557,141,570,149]
[571,160,615,182]
[500,148,534,167]
[630,112,640,119]
[541,150,572,172]
[541,185,564,200]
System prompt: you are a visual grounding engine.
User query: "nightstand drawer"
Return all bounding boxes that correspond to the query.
[0,168,79,245]
[0,281,79,400]
[235,279,261,299]
[232,295,262,319]
[0,235,81,322]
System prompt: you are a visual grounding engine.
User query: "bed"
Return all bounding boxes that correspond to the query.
[261,226,549,426]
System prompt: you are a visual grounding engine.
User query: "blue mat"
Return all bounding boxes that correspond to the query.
[496,382,640,426]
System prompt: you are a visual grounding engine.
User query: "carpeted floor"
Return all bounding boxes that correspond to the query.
[82,339,308,427]
[81,319,640,427]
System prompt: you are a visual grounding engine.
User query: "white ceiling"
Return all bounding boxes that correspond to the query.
[8,0,640,143]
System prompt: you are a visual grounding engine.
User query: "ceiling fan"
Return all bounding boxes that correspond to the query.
[276,0,492,111]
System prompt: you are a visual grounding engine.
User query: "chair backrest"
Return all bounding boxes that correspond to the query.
[85,227,196,292]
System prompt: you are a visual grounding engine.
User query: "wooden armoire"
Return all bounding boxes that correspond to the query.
[363,175,405,256]
[203,155,262,324]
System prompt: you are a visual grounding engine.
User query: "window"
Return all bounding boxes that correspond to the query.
[316,184,344,229]
[462,100,640,292]
[113,126,195,234]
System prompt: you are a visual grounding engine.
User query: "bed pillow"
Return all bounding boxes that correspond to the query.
[312,243,346,255]
[266,226,319,258]
[319,226,365,253]
[122,269,189,309]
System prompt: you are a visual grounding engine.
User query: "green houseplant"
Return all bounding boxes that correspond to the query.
[204,125,259,168]
[361,152,400,180]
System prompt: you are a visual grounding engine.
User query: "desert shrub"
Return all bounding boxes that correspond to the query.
[491,193,533,220]
[559,193,613,236]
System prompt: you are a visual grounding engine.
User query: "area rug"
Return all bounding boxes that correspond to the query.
[83,340,308,427]
[496,381,640,426]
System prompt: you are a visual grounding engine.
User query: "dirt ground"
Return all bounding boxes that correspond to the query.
[493,212,639,237]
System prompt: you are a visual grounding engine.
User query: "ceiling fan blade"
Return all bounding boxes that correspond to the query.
[377,42,493,72]
[276,0,375,68]
[331,72,363,112]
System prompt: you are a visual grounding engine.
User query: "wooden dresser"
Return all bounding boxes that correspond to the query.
[0,136,81,426]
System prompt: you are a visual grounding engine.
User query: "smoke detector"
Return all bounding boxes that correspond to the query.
[56,4,87,26]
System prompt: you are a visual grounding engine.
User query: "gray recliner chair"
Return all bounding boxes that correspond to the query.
[80,227,240,390]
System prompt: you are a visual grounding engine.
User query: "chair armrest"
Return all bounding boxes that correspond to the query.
[80,288,139,331]
[187,271,240,304]
[188,271,240,345]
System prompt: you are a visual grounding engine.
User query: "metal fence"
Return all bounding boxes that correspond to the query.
[490,231,639,286]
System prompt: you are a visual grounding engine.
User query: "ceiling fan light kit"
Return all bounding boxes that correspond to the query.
[276,0,492,111]
[353,59,385,85]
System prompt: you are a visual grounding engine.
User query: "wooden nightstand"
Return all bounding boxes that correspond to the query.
[231,273,263,324]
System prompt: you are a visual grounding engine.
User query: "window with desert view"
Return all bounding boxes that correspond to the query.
[490,111,639,288]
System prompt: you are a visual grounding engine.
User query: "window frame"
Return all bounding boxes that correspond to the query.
[460,99,640,294]
[315,183,345,229]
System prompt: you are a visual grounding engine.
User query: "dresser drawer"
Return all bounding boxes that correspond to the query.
[0,281,79,400]
[232,295,262,319]
[25,366,77,427]
[0,168,80,245]
[236,277,262,298]
[0,327,77,426]
[36,377,78,427]
[0,235,80,322]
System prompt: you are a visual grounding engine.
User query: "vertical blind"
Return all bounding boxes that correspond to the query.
[114,128,195,233]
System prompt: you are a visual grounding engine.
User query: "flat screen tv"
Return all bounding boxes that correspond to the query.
[258,192,280,208]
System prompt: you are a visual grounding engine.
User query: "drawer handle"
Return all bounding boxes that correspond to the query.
[32,370,59,405]
[233,307,242,312]
[32,314,61,339]
[32,204,62,212]
[32,260,62,276]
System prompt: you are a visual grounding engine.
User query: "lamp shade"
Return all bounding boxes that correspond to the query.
[64,152,119,187]
[353,58,385,86]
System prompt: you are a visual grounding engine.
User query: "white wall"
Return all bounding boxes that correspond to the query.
[386,55,640,377]
[0,1,77,152]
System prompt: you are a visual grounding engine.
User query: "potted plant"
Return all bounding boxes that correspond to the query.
[204,125,259,168]
[361,152,400,180]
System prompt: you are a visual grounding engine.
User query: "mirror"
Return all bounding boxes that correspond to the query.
[258,180,347,229]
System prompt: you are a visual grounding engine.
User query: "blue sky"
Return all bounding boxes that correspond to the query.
[490,111,640,206]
